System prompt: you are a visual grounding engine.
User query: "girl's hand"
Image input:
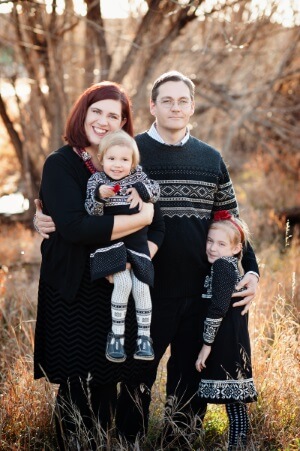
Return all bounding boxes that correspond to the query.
[195,345,211,372]
[99,185,116,198]
[34,199,56,238]
[232,272,259,315]
[126,187,143,210]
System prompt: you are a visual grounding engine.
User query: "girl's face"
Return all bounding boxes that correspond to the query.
[206,225,242,264]
[102,144,133,180]
[84,99,127,149]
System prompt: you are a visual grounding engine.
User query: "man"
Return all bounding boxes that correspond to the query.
[34,71,259,447]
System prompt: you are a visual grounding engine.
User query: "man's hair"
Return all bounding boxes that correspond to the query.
[98,129,140,168]
[151,71,195,102]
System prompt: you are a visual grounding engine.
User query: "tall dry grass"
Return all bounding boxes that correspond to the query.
[0,222,299,450]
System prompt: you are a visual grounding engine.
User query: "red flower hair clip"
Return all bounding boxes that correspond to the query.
[213,210,232,221]
[213,210,244,241]
[112,184,121,194]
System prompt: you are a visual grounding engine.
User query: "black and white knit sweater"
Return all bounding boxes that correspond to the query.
[136,133,259,299]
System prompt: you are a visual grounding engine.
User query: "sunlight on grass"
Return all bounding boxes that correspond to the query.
[0,222,299,449]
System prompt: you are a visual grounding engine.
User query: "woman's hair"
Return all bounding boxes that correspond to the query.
[97,129,140,169]
[151,70,195,102]
[64,81,134,147]
[210,214,251,261]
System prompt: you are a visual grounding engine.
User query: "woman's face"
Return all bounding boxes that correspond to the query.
[84,99,127,148]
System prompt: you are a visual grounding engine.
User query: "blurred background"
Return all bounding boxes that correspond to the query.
[0,1,299,449]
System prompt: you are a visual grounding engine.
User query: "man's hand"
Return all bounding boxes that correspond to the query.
[34,199,56,239]
[232,272,259,315]
[148,240,158,259]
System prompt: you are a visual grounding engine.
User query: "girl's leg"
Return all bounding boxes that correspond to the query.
[131,272,154,360]
[226,402,250,450]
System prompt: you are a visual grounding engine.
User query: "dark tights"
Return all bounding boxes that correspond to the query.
[55,381,117,450]
[226,403,250,450]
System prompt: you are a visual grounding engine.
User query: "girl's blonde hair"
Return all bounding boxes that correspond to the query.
[97,129,140,168]
[210,214,251,264]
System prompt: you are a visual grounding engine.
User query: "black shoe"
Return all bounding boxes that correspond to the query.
[106,332,126,362]
[134,335,154,360]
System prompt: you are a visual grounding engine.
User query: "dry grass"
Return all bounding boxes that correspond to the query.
[0,222,299,450]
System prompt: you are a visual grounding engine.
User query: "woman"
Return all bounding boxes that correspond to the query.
[34,81,164,450]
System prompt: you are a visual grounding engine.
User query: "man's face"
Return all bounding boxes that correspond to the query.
[150,81,195,135]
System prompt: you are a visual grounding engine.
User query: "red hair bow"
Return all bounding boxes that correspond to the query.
[213,210,244,241]
[214,210,232,221]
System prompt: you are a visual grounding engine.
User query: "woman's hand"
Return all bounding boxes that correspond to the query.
[33,199,56,239]
[139,202,154,224]
[195,344,211,372]
[232,272,259,315]
[126,187,143,210]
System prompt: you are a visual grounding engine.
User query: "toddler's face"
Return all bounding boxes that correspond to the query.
[102,144,133,180]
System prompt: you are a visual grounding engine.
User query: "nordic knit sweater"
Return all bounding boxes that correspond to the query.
[136,133,259,299]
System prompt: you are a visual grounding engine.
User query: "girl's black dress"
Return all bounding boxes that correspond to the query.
[198,256,257,404]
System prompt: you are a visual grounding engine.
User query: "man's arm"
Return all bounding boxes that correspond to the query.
[33,199,56,238]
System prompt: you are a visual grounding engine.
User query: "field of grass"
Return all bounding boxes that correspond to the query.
[0,220,299,450]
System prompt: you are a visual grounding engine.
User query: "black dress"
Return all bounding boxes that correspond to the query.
[198,257,257,404]
[85,165,160,287]
[34,146,165,385]
[34,260,142,384]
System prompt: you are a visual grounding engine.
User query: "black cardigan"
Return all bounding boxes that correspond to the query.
[39,145,165,300]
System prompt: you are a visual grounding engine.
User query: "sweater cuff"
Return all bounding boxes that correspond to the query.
[245,271,260,281]
[133,182,150,202]
[203,317,222,345]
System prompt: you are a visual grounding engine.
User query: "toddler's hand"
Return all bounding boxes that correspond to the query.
[99,184,116,198]
[127,187,143,210]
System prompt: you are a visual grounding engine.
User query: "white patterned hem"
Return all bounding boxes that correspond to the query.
[198,378,257,401]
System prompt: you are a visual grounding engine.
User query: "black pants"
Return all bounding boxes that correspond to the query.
[55,380,117,450]
[116,294,208,442]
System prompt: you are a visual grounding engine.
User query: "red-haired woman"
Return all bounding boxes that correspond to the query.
[33,81,164,450]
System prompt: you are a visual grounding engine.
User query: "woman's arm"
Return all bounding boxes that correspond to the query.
[39,152,153,245]
[34,192,155,241]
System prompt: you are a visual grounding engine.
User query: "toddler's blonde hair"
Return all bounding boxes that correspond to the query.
[98,129,140,168]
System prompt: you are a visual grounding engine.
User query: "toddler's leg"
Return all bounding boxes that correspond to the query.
[111,269,132,336]
[226,402,250,450]
[131,272,154,360]
[106,270,132,363]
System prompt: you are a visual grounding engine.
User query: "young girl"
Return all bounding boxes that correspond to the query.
[196,210,257,450]
[85,129,161,363]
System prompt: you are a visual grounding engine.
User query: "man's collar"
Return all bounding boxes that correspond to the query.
[147,123,190,146]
